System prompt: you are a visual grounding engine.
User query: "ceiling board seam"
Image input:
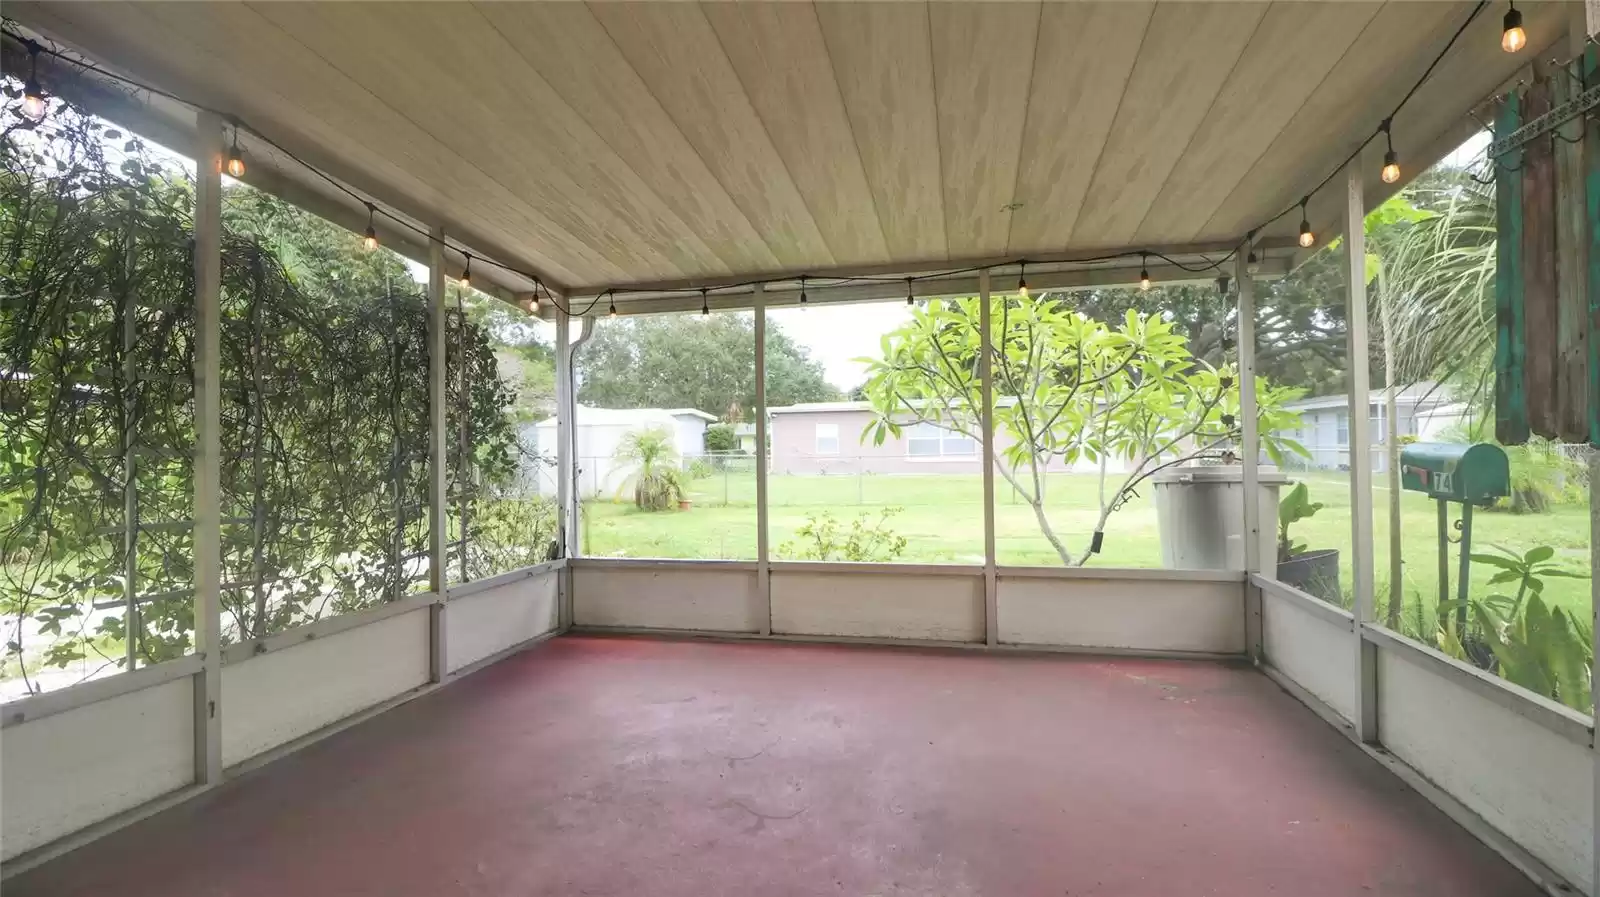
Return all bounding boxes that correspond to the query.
[701,3,836,268]
[812,1,892,262]
[231,0,618,284]
[1125,3,1271,244]
[1179,3,1382,245]
[1002,1,1046,256]
[469,1,729,280]
[136,1,586,287]
[1190,0,1465,239]
[1058,7,1155,247]
[588,2,803,272]
[925,0,952,261]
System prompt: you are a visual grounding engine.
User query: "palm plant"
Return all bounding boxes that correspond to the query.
[613,426,683,511]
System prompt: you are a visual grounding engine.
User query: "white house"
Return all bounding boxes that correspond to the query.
[529,406,715,498]
[1282,384,1465,472]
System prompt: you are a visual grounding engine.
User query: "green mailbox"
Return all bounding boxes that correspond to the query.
[1398,442,1510,634]
[1399,442,1510,505]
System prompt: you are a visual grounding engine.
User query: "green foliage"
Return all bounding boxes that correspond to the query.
[1462,545,1592,710]
[1276,482,1324,562]
[613,427,683,511]
[578,314,837,420]
[703,423,738,454]
[777,508,907,563]
[1,93,530,691]
[858,299,1306,565]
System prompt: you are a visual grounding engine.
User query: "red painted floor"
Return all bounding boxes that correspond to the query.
[10,635,1541,896]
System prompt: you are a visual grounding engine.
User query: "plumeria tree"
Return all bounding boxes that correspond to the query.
[858,298,1306,566]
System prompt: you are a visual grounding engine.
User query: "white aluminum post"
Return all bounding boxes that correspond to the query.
[1236,250,1262,661]
[754,284,772,635]
[1383,290,1402,625]
[980,270,998,646]
[1590,453,1599,897]
[555,308,573,625]
[192,111,223,784]
[1344,166,1379,742]
[426,226,448,682]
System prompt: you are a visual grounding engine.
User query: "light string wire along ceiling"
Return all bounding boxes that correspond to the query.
[2,0,1511,314]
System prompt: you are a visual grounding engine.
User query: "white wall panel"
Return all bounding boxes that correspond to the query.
[1,677,194,860]
[573,564,762,632]
[221,609,430,768]
[446,572,560,673]
[770,571,984,642]
[1377,647,1593,893]
[1262,591,1356,722]
[997,575,1244,653]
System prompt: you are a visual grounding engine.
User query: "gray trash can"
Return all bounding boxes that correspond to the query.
[1152,465,1288,571]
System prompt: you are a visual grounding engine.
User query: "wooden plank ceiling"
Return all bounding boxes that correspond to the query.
[9,1,1568,297]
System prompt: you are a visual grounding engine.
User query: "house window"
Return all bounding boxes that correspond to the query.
[814,423,839,455]
[906,422,975,458]
[1335,410,1349,446]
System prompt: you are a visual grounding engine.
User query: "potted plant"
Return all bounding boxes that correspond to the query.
[663,469,692,510]
[1276,482,1341,602]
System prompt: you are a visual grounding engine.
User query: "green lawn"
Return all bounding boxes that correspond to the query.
[581,470,1592,620]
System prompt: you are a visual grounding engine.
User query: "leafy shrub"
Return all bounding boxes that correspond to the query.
[777,508,908,562]
[704,423,738,453]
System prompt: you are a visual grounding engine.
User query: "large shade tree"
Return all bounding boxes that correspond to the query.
[858,298,1306,566]
[577,314,837,420]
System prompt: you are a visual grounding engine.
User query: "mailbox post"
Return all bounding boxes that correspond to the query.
[1398,442,1511,634]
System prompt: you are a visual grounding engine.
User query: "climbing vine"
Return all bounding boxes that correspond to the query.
[1,85,547,694]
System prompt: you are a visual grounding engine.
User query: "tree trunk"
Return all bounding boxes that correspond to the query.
[991,454,1077,566]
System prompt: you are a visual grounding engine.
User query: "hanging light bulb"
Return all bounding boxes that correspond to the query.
[21,41,46,121]
[1139,253,1151,292]
[607,291,618,317]
[1297,198,1314,248]
[700,288,710,316]
[225,126,246,178]
[1379,118,1400,184]
[531,284,542,312]
[1017,261,1029,300]
[459,254,472,289]
[1502,1,1525,53]
[799,276,808,307]
[1246,249,1260,274]
[362,203,379,251]
[906,277,915,306]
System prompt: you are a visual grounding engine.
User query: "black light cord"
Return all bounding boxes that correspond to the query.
[1246,0,1488,240]
[3,0,1490,314]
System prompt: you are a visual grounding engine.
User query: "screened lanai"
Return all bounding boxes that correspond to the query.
[1,2,1596,895]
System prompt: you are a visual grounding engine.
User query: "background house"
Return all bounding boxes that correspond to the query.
[530,406,714,498]
[767,401,1131,476]
[1282,384,1464,472]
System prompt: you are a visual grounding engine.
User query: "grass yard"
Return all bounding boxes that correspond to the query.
[581,469,1593,620]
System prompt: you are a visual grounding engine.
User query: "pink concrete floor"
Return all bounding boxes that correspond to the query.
[10,635,1543,896]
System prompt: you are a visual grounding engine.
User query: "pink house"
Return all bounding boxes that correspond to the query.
[768,401,1133,476]
[768,401,980,476]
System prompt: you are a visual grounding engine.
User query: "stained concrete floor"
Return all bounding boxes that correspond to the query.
[8,635,1544,896]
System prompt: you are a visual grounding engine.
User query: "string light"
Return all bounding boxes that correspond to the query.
[1297,198,1314,248]
[1501,1,1525,53]
[905,277,915,306]
[362,203,378,251]
[1139,253,1151,291]
[459,253,472,289]
[21,40,46,121]
[1017,261,1029,299]
[225,125,246,178]
[1380,118,1400,184]
[1245,230,1260,275]
[607,290,617,317]
[799,276,808,307]
[700,288,710,316]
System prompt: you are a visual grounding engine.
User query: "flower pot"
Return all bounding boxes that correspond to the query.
[1276,548,1342,604]
[677,499,693,511]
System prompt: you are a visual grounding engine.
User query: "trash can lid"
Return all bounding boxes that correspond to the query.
[1150,464,1291,485]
